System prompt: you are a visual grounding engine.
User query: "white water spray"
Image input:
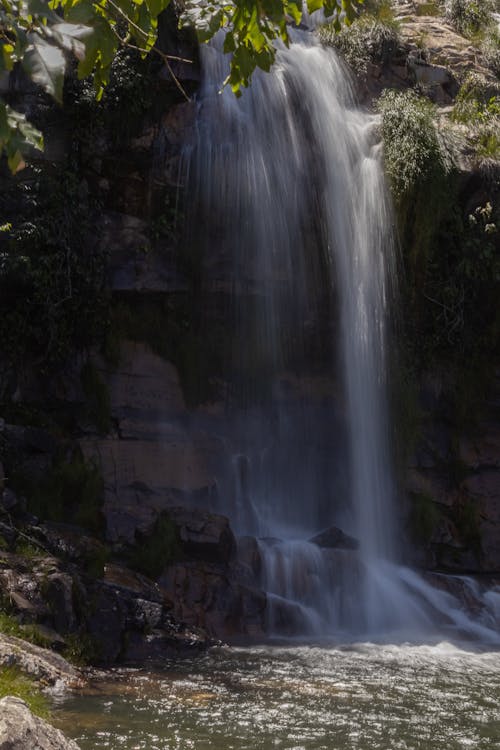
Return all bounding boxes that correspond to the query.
[186,30,500,642]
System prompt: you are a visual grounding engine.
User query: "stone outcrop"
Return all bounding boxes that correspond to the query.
[309,526,359,551]
[0,696,80,750]
[159,561,267,638]
[360,0,496,104]
[0,520,212,666]
[164,506,236,564]
[0,635,83,688]
[79,342,223,544]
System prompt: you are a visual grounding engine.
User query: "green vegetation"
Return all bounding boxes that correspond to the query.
[16,453,105,535]
[378,82,499,435]
[125,512,180,578]
[0,169,109,393]
[62,632,100,666]
[444,0,495,38]
[378,89,454,202]
[416,2,441,16]
[319,1,402,74]
[0,0,364,165]
[482,29,500,78]
[452,75,500,164]
[0,666,49,718]
[0,612,52,650]
[378,89,455,287]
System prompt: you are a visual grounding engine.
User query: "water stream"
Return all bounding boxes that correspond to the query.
[50,22,500,750]
[185,30,500,639]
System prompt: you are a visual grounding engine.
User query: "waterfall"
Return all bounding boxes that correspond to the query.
[185,30,500,641]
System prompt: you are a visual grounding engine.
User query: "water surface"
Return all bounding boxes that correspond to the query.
[54,642,500,749]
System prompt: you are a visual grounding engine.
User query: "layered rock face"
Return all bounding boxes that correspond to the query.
[0,0,498,654]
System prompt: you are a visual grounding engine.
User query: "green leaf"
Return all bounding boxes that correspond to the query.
[286,1,302,25]
[64,0,96,25]
[306,0,324,14]
[146,0,170,19]
[77,28,99,77]
[49,22,94,61]
[1,42,15,71]
[7,147,25,173]
[23,32,66,102]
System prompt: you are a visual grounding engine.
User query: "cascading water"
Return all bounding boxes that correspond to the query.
[185,28,500,641]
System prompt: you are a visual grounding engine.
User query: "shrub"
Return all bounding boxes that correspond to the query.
[481,29,500,79]
[319,13,403,74]
[444,0,495,37]
[0,169,109,393]
[452,74,500,164]
[377,89,454,200]
[20,454,105,535]
[0,612,53,650]
[125,513,180,579]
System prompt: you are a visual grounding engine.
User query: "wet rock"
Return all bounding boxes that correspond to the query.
[159,561,266,639]
[0,562,53,622]
[161,102,196,146]
[75,562,212,664]
[0,696,80,750]
[309,526,359,551]
[237,536,262,583]
[102,563,164,603]
[165,507,236,565]
[460,428,500,470]
[35,523,108,578]
[42,572,77,634]
[423,571,487,619]
[463,472,500,573]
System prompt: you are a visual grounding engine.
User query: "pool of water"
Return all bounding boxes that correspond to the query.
[53,641,500,750]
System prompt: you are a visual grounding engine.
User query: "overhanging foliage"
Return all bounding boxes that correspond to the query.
[0,0,364,169]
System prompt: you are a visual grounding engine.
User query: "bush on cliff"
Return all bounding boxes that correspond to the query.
[444,0,495,37]
[319,5,403,74]
[378,89,454,202]
[452,74,500,165]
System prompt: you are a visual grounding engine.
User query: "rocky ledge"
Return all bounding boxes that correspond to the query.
[0,696,80,750]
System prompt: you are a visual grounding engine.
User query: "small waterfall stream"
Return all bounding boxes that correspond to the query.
[186,30,500,641]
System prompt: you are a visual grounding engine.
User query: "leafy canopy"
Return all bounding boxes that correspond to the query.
[0,0,363,169]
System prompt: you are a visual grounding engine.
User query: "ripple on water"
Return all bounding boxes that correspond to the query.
[53,642,500,750]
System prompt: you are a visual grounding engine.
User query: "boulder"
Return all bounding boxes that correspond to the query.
[165,506,236,565]
[0,634,83,687]
[159,561,266,638]
[309,526,359,551]
[0,696,80,750]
